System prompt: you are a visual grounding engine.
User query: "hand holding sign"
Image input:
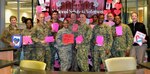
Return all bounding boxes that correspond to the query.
[134,31,146,46]
[72,24,78,32]
[51,23,59,32]
[23,36,33,45]
[62,34,74,45]
[76,35,83,44]
[96,36,104,46]
[44,36,54,43]
[12,35,22,48]
[116,26,122,36]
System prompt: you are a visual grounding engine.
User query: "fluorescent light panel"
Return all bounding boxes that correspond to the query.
[7,1,25,4]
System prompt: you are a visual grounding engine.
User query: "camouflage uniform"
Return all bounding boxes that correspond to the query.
[111,24,133,57]
[1,25,21,47]
[48,19,63,69]
[69,20,80,37]
[21,29,35,60]
[68,20,80,71]
[1,25,21,61]
[91,24,113,72]
[48,19,63,38]
[55,27,72,71]
[76,23,92,72]
[31,23,52,70]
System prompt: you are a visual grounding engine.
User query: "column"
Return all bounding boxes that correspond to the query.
[148,0,150,36]
[0,0,5,48]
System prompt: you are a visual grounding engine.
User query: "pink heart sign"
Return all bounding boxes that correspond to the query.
[114,9,121,15]
[115,3,122,10]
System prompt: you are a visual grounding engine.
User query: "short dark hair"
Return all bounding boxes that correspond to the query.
[25,18,33,27]
[52,10,59,15]
[71,12,77,15]
[79,13,87,18]
[98,14,104,18]
[114,15,121,19]
[91,14,98,18]
[10,16,17,21]
[63,19,69,24]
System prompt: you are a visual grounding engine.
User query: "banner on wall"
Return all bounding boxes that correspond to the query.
[37,0,122,17]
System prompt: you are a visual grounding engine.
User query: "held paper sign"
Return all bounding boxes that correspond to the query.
[44,36,54,43]
[96,36,104,46]
[72,24,78,32]
[62,34,74,45]
[134,31,146,46]
[12,35,22,48]
[116,26,123,36]
[23,36,33,45]
[51,23,59,32]
[76,35,83,44]
[36,6,42,13]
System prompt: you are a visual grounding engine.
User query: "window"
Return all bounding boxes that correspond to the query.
[5,0,36,27]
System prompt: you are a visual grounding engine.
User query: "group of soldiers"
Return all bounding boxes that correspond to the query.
[1,10,149,72]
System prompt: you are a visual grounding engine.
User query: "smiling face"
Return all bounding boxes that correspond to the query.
[114,16,121,26]
[52,12,59,20]
[131,12,138,23]
[10,16,17,26]
[107,13,114,21]
[93,15,98,22]
[39,13,45,23]
[80,14,86,23]
[26,20,32,29]
[71,13,77,21]
[98,14,104,25]
[63,20,69,28]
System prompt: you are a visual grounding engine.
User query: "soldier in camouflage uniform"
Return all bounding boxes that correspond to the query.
[68,12,80,71]
[55,19,73,71]
[31,13,52,70]
[1,16,21,61]
[91,14,113,72]
[1,16,21,48]
[48,10,63,70]
[111,16,133,57]
[21,18,34,60]
[69,12,80,37]
[76,13,92,72]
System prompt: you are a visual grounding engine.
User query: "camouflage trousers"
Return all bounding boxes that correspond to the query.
[49,43,57,70]
[76,46,89,72]
[58,47,72,71]
[34,43,52,70]
[22,45,35,60]
[93,49,111,72]
[111,49,126,57]
[70,44,78,71]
